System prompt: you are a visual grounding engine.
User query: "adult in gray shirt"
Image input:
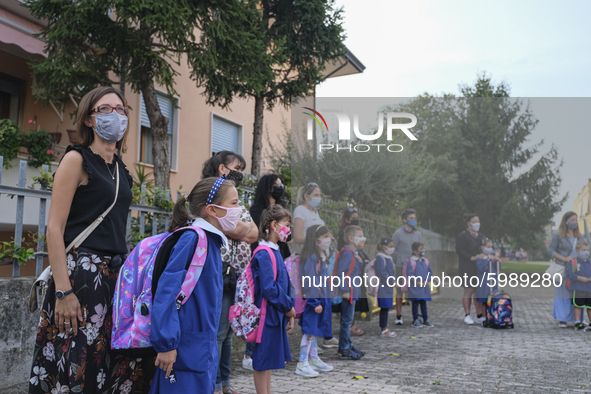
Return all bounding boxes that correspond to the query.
[392,208,421,325]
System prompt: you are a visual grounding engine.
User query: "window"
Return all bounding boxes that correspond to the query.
[139,92,177,169]
[211,114,242,156]
[0,75,24,125]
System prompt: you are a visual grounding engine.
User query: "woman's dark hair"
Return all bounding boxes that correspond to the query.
[463,213,478,225]
[301,225,330,266]
[259,204,292,241]
[76,86,129,152]
[340,208,358,229]
[253,174,281,209]
[169,177,236,232]
[377,237,393,251]
[412,242,424,252]
[201,151,247,179]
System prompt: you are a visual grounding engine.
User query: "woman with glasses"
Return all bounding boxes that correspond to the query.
[28,87,155,394]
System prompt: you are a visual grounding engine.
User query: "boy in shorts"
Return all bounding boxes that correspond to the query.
[566,241,591,331]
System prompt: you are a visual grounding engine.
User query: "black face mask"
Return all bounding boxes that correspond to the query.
[271,186,284,201]
[226,169,244,185]
[349,219,360,226]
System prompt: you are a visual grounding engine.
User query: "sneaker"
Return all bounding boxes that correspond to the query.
[339,348,362,360]
[322,337,339,348]
[464,315,474,325]
[411,319,423,328]
[558,321,568,328]
[476,316,486,324]
[575,322,585,331]
[423,320,435,328]
[351,346,365,357]
[417,315,424,324]
[242,356,253,371]
[295,362,319,378]
[309,358,334,372]
[584,325,591,332]
[395,316,403,325]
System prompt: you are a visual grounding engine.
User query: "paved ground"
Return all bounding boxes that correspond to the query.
[228,285,591,394]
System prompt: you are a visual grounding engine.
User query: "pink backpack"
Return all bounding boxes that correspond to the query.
[365,258,378,298]
[400,258,430,292]
[111,225,208,357]
[229,246,277,343]
[284,254,306,318]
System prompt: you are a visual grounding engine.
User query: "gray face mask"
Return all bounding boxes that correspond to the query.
[567,221,578,230]
[92,112,128,143]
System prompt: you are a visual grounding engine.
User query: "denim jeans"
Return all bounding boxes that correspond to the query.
[338,299,356,352]
[216,291,234,391]
[379,308,389,328]
[244,342,256,357]
[412,300,428,322]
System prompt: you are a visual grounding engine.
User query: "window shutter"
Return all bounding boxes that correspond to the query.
[140,93,174,135]
[212,116,240,154]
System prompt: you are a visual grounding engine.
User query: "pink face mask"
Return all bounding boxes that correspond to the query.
[275,225,291,242]
[317,237,332,251]
[210,204,242,231]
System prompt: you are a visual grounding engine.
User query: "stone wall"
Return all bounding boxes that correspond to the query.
[0,277,37,394]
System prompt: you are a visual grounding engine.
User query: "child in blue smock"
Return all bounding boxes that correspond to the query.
[336,225,366,360]
[296,225,335,378]
[251,205,296,394]
[475,238,500,325]
[375,238,397,338]
[566,242,591,331]
[403,242,434,328]
[150,176,241,394]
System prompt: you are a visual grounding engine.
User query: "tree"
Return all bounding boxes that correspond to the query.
[196,0,347,176]
[26,0,268,190]
[402,73,565,248]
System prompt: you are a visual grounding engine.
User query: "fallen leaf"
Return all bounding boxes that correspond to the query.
[389,353,400,356]
[410,336,417,339]
[352,376,366,380]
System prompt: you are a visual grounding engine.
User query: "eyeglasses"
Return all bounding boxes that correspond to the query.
[92,105,129,116]
[346,208,358,213]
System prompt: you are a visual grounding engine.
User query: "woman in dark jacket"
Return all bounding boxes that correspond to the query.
[455,213,485,325]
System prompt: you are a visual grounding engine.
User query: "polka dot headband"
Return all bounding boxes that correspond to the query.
[207,174,227,205]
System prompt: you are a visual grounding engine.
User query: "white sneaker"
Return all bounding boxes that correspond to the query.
[464,315,474,325]
[322,337,339,348]
[395,316,403,325]
[242,356,253,371]
[476,316,486,324]
[558,321,568,328]
[309,358,334,372]
[295,362,319,377]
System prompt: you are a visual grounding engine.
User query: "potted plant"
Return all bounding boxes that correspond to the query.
[0,119,21,169]
[23,128,55,168]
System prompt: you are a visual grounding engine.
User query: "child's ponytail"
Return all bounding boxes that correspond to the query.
[169,195,193,232]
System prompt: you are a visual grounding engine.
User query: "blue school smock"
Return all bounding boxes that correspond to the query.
[475,257,500,302]
[375,253,396,308]
[337,246,361,300]
[251,241,294,371]
[566,257,591,292]
[299,253,333,337]
[149,222,226,394]
[404,257,432,301]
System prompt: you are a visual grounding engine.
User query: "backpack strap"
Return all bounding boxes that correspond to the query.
[175,226,208,310]
[251,245,278,343]
[335,247,357,305]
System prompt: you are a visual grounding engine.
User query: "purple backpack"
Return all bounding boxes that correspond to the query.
[229,246,277,343]
[111,225,208,357]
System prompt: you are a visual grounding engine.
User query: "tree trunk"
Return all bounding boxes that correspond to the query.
[139,75,170,191]
[251,95,265,177]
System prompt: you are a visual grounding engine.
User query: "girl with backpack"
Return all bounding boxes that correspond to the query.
[403,242,434,328]
[251,205,296,394]
[149,176,239,394]
[295,225,335,378]
[375,238,397,338]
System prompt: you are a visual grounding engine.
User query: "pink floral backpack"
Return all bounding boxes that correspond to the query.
[229,245,277,343]
[111,225,208,357]
[284,254,306,318]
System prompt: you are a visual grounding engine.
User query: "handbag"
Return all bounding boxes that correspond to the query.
[545,237,577,278]
[28,163,120,313]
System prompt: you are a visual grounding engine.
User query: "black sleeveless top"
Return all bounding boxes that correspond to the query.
[62,145,133,255]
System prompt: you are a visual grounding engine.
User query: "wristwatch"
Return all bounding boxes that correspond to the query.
[55,288,74,300]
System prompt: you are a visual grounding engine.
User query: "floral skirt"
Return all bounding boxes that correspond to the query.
[29,249,156,394]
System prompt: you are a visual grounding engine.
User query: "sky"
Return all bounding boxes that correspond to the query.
[316,0,591,225]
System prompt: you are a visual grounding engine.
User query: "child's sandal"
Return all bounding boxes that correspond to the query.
[381,329,397,338]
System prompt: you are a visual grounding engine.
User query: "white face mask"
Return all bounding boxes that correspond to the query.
[92,112,128,143]
[470,222,480,232]
[210,204,242,231]
[353,236,367,246]
[384,247,395,255]
[317,237,332,251]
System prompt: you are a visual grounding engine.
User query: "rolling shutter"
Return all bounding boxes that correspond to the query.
[140,93,174,135]
[212,115,240,154]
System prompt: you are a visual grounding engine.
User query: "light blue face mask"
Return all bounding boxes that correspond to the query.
[579,251,590,260]
[407,219,416,228]
[92,112,128,144]
[309,197,322,208]
[483,247,494,255]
